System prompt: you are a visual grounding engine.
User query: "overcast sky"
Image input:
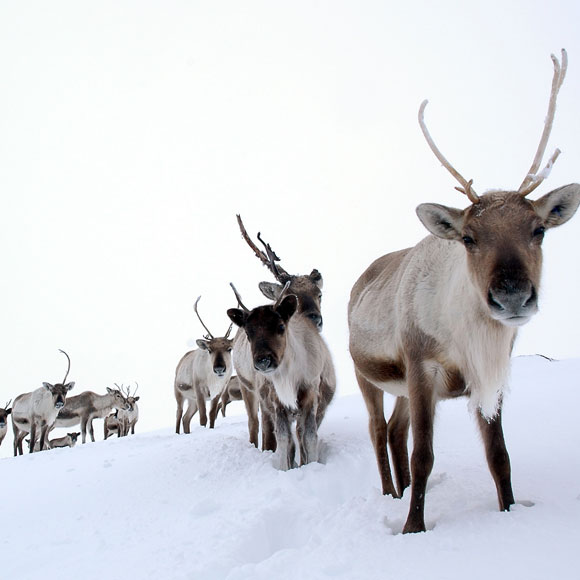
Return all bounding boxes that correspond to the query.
[1,0,579,445]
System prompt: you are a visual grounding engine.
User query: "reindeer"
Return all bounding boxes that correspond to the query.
[115,383,140,436]
[0,400,12,447]
[49,432,81,449]
[228,284,336,470]
[174,297,234,433]
[232,215,328,451]
[348,50,579,533]
[12,350,75,455]
[104,412,121,439]
[54,384,129,443]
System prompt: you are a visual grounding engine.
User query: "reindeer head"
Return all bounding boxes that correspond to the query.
[110,385,131,411]
[236,215,324,330]
[194,297,234,377]
[43,349,75,410]
[416,50,580,327]
[68,432,81,446]
[228,283,298,373]
[0,401,12,428]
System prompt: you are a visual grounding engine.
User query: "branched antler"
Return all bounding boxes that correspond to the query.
[58,349,71,384]
[193,296,214,340]
[236,215,291,282]
[518,49,568,197]
[418,100,480,204]
[229,282,250,313]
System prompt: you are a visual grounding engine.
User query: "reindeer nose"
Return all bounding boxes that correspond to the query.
[55,401,64,409]
[254,356,273,372]
[214,365,226,376]
[488,282,537,317]
[306,313,323,330]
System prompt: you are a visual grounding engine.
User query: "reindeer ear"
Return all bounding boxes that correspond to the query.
[416,203,465,241]
[6,408,11,415]
[43,382,53,390]
[196,339,209,350]
[276,294,298,322]
[533,183,580,228]
[106,387,114,394]
[65,382,75,391]
[310,269,323,289]
[134,396,140,402]
[259,282,283,301]
[227,308,248,328]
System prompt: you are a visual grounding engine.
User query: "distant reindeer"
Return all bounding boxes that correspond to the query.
[115,383,140,436]
[348,50,579,533]
[26,431,81,451]
[12,349,75,455]
[104,412,121,439]
[0,400,12,447]
[54,384,129,443]
[228,284,336,470]
[233,215,328,451]
[174,297,234,433]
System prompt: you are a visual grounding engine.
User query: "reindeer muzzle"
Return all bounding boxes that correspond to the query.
[55,400,65,410]
[213,365,227,376]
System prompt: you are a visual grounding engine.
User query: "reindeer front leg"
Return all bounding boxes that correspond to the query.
[208,396,220,429]
[29,422,38,453]
[239,379,259,447]
[296,388,318,466]
[88,417,96,442]
[194,385,208,427]
[275,404,296,470]
[403,361,435,534]
[80,417,89,444]
[476,405,515,511]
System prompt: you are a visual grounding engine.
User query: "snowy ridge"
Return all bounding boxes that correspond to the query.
[2,356,580,580]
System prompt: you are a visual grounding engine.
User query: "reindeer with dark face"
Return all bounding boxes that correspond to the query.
[174,297,234,433]
[233,216,328,451]
[12,349,75,455]
[348,50,579,533]
[0,400,12,447]
[228,284,336,470]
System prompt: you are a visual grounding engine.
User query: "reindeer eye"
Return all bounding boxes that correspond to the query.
[277,323,285,334]
[462,235,476,247]
[533,226,545,238]
[227,347,232,352]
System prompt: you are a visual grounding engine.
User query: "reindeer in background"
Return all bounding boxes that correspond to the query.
[232,216,329,451]
[348,50,579,533]
[174,297,234,432]
[0,400,12,447]
[12,349,75,454]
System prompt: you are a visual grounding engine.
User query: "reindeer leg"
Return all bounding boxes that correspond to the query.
[260,405,277,452]
[239,379,259,448]
[403,361,436,534]
[175,392,184,434]
[296,388,318,465]
[88,418,95,442]
[355,369,398,497]
[39,424,49,451]
[29,423,37,454]
[476,405,515,511]
[195,385,208,427]
[388,396,411,497]
[80,417,89,444]
[220,390,229,417]
[275,405,296,470]
[182,400,197,434]
[209,396,220,429]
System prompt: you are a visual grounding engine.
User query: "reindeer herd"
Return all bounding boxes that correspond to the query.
[2,51,579,534]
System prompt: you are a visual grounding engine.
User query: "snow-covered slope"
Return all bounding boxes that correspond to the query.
[3,356,579,580]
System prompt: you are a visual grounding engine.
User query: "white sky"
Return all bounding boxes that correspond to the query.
[1,0,579,437]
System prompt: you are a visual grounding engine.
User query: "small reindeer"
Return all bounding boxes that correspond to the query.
[12,350,75,455]
[49,432,81,449]
[104,412,121,439]
[233,216,328,451]
[174,297,234,433]
[0,400,13,447]
[348,50,579,533]
[116,383,140,436]
[54,384,129,443]
[228,284,336,470]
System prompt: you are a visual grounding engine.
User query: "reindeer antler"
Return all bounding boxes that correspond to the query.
[418,100,480,204]
[518,49,567,197]
[229,282,250,313]
[4,399,12,409]
[132,382,139,397]
[193,296,214,340]
[58,349,71,384]
[236,215,291,282]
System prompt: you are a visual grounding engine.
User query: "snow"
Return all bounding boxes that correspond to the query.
[2,355,579,580]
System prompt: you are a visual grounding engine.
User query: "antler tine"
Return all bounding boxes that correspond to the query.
[518,49,568,197]
[236,214,290,282]
[5,399,12,409]
[418,100,480,204]
[273,280,292,308]
[58,349,71,384]
[224,322,234,339]
[133,382,139,397]
[193,296,214,340]
[229,282,250,313]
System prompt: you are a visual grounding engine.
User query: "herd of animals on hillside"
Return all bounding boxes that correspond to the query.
[2,50,579,534]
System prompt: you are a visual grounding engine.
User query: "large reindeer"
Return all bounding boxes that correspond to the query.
[348,50,579,533]
[12,349,75,454]
[232,216,327,450]
[0,400,12,447]
[174,297,234,433]
[54,384,129,443]
[228,283,336,470]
